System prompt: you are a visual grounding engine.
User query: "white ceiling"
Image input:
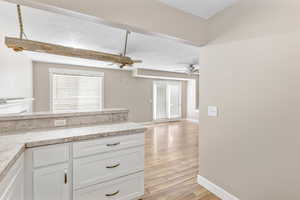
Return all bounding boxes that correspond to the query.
[0,1,200,72]
[158,0,238,19]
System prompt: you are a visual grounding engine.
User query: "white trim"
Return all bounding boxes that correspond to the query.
[185,118,199,123]
[139,118,183,126]
[140,118,198,125]
[197,175,240,200]
[138,121,155,126]
[49,68,104,77]
[134,74,191,81]
[132,69,199,81]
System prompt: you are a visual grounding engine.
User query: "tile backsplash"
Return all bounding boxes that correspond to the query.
[0,109,128,134]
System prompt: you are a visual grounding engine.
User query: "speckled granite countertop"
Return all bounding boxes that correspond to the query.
[0,122,146,183]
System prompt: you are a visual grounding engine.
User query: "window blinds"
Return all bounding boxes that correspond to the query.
[51,70,103,112]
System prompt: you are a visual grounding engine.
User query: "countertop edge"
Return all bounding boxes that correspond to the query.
[25,127,147,148]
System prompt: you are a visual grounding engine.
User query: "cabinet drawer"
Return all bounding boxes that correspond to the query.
[73,147,144,190]
[74,172,144,200]
[73,133,144,158]
[33,144,69,168]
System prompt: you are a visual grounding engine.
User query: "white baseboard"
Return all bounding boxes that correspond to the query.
[138,118,183,126]
[197,175,240,200]
[138,121,155,126]
[185,118,199,123]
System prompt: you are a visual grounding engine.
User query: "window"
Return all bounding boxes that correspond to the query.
[50,69,103,112]
[153,80,182,120]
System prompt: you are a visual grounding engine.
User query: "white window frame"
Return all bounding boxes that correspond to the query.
[49,68,104,112]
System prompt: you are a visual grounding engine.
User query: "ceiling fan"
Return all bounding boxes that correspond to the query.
[171,63,200,74]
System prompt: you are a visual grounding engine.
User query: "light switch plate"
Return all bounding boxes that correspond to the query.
[208,106,218,117]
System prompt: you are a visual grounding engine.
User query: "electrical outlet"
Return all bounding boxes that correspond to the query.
[54,119,66,127]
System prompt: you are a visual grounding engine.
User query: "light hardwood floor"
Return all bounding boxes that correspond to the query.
[142,121,220,200]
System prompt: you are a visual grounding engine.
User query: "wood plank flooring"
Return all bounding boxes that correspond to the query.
[142,121,220,200]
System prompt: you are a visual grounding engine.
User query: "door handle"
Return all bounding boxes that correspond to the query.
[106,163,120,169]
[64,171,68,184]
[106,142,120,147]
[105,190,119,197]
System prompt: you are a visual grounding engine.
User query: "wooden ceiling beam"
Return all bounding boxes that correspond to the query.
[5,37,140,65]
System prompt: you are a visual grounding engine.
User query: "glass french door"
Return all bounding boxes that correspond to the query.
[153,81,182,120]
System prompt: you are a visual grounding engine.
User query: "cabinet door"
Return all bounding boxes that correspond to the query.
[1,164,24,200]
[33,163,69,200]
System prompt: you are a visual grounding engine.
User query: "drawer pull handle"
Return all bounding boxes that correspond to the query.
[106,142,120,147]
[105,190,119,197]
[64,172,68,184]
[106,163,120,169]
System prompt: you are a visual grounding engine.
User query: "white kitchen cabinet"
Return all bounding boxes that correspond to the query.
[1,168,24,200]
[20,133,144,200]
[73,133,145,158]
[33,144,69,168]
[0,155,24,200]
[33,163,70,200]
[73,146,144,189]
[25,143,71,200]
[74,172,144,200]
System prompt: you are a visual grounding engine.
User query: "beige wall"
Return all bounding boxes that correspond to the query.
[0,31,32,99]
[7,0,207,46]
[199,0,300,199]
[33,62,187,122]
